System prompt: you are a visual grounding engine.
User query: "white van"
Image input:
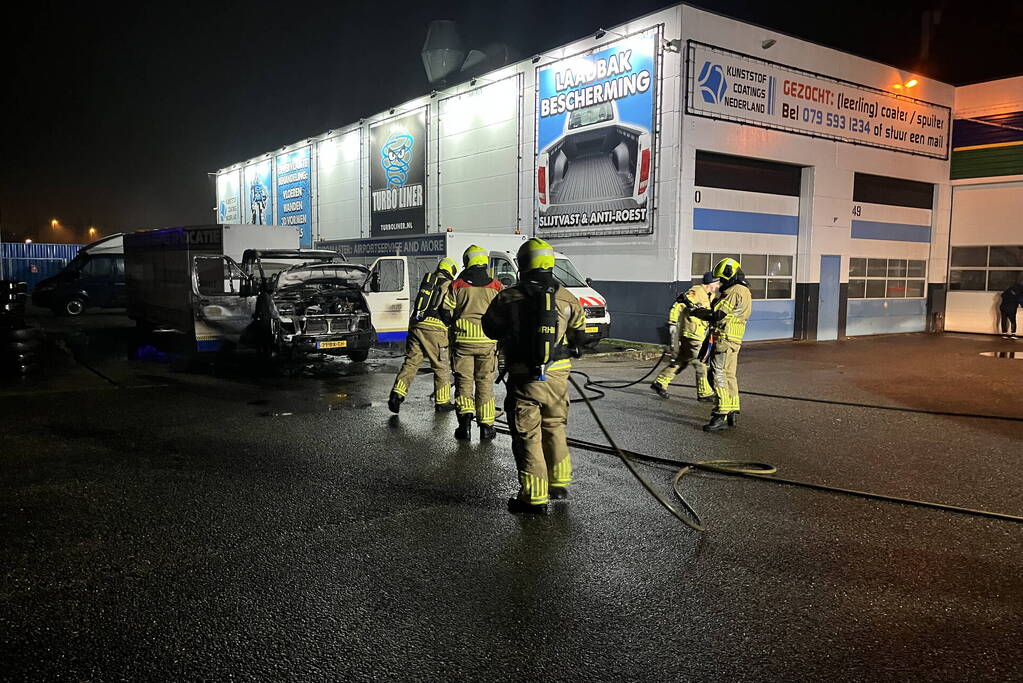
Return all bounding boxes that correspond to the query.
[319,231,611,345]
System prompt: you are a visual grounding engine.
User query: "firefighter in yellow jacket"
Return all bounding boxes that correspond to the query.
[650,271,720,400]
[482,238,586,514]
[388,257,459,414]
[700,257,752,432]
[443,245,504,441]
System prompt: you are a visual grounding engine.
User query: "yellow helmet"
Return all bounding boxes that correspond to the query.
[463,244,488,268]
[713,257,741,281]
[437,257,458,279]
[516,238,555,272]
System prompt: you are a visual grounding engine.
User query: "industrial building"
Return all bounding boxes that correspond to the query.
[215,3,1023,343]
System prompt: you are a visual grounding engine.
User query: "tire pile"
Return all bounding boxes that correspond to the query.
[1,280,43,377]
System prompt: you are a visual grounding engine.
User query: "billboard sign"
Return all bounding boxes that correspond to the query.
[686,41,951,160]
[369,109,427,237]
[535,33,658,237]
[244,158,274,225]
[216,169,241,223]
[276,146,312,247]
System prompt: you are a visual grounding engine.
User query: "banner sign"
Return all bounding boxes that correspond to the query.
[243,159,274,225]
[686,41,951,160]
[369,109,427,237]
[535,33,658,237]
[276,146,312,247]
[216,170,241,223]
[319,235,446,259]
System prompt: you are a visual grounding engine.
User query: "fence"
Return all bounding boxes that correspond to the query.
[0,242,82,290]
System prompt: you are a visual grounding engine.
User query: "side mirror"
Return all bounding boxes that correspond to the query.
[369,272,381,293]
[585,277,593,286]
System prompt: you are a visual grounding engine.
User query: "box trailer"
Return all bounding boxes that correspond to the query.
[318,230,611,345]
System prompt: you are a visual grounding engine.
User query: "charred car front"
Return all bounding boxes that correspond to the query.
[237,250,375,361]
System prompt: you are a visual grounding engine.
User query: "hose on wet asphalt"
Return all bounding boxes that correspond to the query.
[495,354,1023,530]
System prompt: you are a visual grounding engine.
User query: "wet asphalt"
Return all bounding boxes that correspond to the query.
[2,310,1022,681]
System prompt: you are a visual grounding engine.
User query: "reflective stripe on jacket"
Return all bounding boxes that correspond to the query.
[444,277,503,344]
[713,283,751,343]
[679,284,712,341]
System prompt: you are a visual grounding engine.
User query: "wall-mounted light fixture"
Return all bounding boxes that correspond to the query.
[663,38,682,53]
[762,38,777,49]
[595,27,626,40]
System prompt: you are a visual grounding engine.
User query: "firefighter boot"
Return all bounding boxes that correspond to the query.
[507,497,548,515]
[727,412,738,427]
[549,486,569,500]
[479,423,497,441]
[703,413,731,432]
[454,413,473,441]
[387,392,404,414]
[435,402,456,413]
[649,382,669,398]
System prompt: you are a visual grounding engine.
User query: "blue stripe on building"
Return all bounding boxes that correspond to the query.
[951,111,1023,149]
[693,208,798,235]
[850,220,931,243]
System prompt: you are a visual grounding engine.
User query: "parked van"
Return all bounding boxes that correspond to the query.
[31,234,126,316]
[319,230,611,345]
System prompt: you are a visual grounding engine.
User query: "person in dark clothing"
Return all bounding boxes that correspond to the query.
[1000,283,1022,339]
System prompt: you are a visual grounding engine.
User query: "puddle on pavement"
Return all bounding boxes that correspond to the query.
[980,351,1022,359]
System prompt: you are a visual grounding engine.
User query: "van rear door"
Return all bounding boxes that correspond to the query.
[364,256,410,342]
[191,255,254,351]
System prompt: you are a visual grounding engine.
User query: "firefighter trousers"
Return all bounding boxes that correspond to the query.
[452,342,498,424]
[710,339,741,414]
[505,371,572,505]
[654,336,712,397]
[392,325,452,406]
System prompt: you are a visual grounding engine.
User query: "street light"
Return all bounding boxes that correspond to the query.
[88,227,97,238]
[51,219,59,229]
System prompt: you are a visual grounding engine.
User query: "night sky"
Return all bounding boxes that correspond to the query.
[3,0,1019,243]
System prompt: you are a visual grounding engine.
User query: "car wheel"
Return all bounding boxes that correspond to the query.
[61,296,87,316]
[348,348,370,363]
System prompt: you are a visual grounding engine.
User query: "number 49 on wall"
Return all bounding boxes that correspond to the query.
[851,205,862,216]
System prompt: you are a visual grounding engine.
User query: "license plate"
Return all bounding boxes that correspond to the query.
[318,340,347,349]
[585,326,599,333]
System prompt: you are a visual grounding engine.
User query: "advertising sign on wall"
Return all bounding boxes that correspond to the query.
[535,33,658,237]
[276,146,313,247]
[244,159,274,225]
[686,41,952,160]
[369,109,427,237]
[216,170,241,223]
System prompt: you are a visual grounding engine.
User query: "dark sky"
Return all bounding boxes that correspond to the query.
[3,0,1020,242]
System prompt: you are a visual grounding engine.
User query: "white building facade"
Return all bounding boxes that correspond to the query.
[216,4,1020,343]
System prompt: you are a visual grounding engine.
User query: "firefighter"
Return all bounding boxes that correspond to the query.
[650,271,720,400]
[443,245,504,441]
[387,257,459,414]
[482,238,586,514]
[699,257,751,432]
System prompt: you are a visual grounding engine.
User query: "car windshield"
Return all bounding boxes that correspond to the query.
[553,258,587,287]
[568,102,613,129]
[277,265,367,288]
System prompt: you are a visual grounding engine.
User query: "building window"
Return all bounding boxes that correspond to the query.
[949,246,1023,291]
[853,173,934,209]
[691,252,794,300]
[849,257,926,299]
[695,151,802,196]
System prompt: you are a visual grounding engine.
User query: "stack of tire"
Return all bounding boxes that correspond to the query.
[1,280,43,377]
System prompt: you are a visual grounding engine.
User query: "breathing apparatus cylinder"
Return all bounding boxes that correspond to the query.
[516,238,562,381]
[411,258,457,323]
